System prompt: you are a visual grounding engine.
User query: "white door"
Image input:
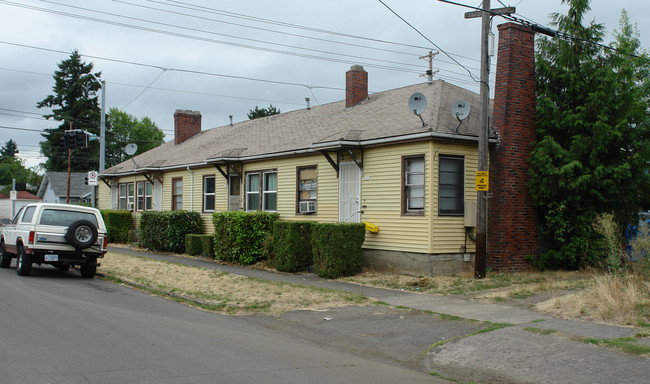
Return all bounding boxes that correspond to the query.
[339,162,361,223]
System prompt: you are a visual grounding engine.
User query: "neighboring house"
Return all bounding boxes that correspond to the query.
[0,190,41,223]
[37,172,94,205]
[99,23,539,274]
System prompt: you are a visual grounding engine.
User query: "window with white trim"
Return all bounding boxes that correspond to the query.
[119,183,134,210]
[245,170,277,212]
[136,181,152,211]
[402,156,425,215]
[172,178,183,210]
[203,175,216,212]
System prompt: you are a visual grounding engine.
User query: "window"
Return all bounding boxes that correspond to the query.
[119,183,134,210]
[136,181,152,211]
[203,175,215,212]
[297,166,317,214]
[245,170,277,212]
[22,206,36,223]
[402,156,425,215]
[439,155,464,215]
[172,178,183,210]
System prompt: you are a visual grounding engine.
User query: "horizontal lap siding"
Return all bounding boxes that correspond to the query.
[432,143,478,254]
[360,143,431,253]
[97,183,111,210]
[243,154,339,223]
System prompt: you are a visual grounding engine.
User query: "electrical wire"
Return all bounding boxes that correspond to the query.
[376,0,481,83]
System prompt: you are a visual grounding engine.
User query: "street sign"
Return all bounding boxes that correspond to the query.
[88,170,98,186]
[475,171,489,191]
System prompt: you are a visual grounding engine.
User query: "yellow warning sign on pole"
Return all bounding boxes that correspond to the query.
[475,171,489,191]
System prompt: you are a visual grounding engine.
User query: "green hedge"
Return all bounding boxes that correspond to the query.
[201,235,215,258]
[273,221,315,272]
[311,223,365,278]
[186,234,203,255]
[139,211,202,253]
[212,211,279,265]
[100,209,132,243]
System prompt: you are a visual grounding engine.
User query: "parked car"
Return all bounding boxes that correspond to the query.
[0,203,108,277]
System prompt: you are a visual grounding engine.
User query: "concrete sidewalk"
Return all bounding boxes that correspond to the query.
[107,246,649,384]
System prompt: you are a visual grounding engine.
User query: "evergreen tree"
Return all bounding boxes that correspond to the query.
[247,105,280,120]
[37,50,102,172]
[105,108,165,167]
[530,1,650,269]
[0,139,19,159]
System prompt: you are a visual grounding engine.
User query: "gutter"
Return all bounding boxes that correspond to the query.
[102,132,496,177]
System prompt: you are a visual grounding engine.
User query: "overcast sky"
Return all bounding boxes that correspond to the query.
[1,0,648,171]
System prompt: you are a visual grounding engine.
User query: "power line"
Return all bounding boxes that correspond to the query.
[376,0,481,83]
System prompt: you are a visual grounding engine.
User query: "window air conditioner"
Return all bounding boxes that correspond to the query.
[127,202,135,211]
[299,201,316,213]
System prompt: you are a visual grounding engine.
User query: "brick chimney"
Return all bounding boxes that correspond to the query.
[174,110,201,145]
[346,65,368,108]
[488,23,538,271]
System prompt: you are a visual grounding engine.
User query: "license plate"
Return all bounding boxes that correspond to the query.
[45,254,58,262]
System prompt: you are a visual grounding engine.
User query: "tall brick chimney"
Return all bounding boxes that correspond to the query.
[346,65,368,108]
[488,23,538,271]
[174,110,201,145]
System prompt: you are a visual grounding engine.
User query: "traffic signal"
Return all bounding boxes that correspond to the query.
[59,134,68,151]
[84,176,88,185]
[67,132,76,149]
[75,131,85,149]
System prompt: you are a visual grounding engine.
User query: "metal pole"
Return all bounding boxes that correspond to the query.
[99,80,106,172]
[475,0,490,279]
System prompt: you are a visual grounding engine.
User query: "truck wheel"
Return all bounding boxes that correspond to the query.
[80,257,97,278]
[66,220,98,250]
[16,245,32,276]
[0,240,12,268]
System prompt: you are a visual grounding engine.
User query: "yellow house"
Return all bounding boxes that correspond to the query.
[98,66,493,275]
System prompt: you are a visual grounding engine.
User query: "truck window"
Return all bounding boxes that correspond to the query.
[11,207,24,224]
[38,209,98,227]
[21,206,36,223]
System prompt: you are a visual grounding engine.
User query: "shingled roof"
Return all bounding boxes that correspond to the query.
[37,172,93,199]
[102,80,492,177]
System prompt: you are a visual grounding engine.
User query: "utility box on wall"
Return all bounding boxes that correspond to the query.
[464,201,477,228]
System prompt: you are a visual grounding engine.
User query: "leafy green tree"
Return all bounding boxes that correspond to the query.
[105,108,165,167]
[247,104,280,120]
[0,139,18,159]
[37,50,102,172]
[0,157,42,195]
[530,1,650,269]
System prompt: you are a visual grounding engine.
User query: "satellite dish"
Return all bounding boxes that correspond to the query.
[124,143,138,156]
[408,93,428,116]
[452,100,471,121]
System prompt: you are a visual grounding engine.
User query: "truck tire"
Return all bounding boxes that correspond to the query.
[66,220,98,250]
[0,240,12,268]
[80,257,97,278]
[16,245,32,276]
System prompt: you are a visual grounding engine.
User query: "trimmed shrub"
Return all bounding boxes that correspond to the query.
[212,211,279,265]
[311,223,365,279]
[139,211,202,252]
[273,221,315,272]
[100,209,132,244]
[186,234,203,255]
[201,235,215,258]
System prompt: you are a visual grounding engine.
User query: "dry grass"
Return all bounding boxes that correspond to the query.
[535,274,650,327]
[100,252,366,316]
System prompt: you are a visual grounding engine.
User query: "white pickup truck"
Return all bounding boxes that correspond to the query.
[0,203,108,278]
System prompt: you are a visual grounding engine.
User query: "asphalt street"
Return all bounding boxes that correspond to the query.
[0,264,443,384]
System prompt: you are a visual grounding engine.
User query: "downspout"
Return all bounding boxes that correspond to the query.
[187,166,194,211]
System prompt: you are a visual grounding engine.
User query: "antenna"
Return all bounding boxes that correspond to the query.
[124,143,138,156]
[451,100,471,133]
[408,92,428,128]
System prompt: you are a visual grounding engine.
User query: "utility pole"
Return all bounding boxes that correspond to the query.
[419,50,439,84]
[66,123,72,204]
[465,2,515,278]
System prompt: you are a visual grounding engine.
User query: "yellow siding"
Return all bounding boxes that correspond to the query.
[359,142,431,253]
[97,140,479,255]
[242,154,339,223]
[97,182,111,210]
[431,142,478,254]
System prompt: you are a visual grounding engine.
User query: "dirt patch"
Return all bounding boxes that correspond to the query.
[100,252,366,316]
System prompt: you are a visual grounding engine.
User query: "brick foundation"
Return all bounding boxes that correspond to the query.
[488,23,538,271]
